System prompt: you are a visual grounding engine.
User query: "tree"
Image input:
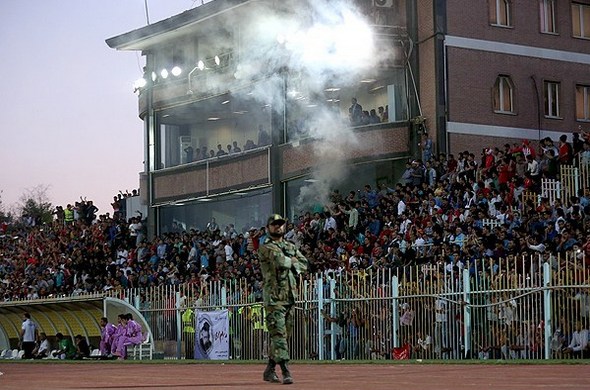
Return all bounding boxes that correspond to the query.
[18,185,54,225]
[0,190,13,224]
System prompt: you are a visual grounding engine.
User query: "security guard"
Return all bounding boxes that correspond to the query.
[259,214,309,384]
[250,301,268,359]
[182,307,195,359]
[64,204,74,225]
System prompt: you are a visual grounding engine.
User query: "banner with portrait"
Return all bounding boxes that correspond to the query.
[194,309,229,360]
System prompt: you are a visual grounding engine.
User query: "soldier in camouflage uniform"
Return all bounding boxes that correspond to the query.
[259,214,309,385]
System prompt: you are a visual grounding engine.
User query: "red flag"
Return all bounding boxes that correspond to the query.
[392,343,411,360]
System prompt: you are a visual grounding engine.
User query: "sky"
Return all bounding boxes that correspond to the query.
[0,0,207,214]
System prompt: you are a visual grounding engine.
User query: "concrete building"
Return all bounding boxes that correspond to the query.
[418,0,590,154]
[107,0,590,235]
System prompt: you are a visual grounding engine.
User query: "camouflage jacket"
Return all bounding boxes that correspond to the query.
[259,238,309,306]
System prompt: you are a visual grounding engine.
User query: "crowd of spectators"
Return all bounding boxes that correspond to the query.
[2,133,590,361]
[183,125,271,163]
[349,97,388,126]
[1,133,589,305]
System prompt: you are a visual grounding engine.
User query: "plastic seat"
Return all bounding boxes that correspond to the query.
[131,333,153,360]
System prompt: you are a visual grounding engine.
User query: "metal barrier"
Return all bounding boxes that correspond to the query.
[560,165,579,201]
[2,253,587,360]
[87,253,589,361]
[521,162,583,209]
[578,154,590,189]
[521,190,539,208]
[538,167,578,205]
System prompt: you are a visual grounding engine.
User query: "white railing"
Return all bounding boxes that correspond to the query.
[3,253,588,361]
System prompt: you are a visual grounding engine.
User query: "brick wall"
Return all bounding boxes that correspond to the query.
[447,0,590,55]
[153,151,269,201]
[449,133,541,158]
[417,0,437,145]
[280,125,410,179]
[447,47,590,133]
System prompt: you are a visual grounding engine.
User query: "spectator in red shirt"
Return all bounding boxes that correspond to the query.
[558,134,573,165]
[484,148,495,172]
[497,157,512,185]
[522,139,536,159]
[446,154,458,174]
[510,142,523,159]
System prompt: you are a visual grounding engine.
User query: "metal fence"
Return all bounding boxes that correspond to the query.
[106,252,589,361]
[577,153,590,190]
[519,159,589,209]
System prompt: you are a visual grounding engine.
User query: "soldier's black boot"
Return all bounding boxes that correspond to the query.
[263,359,280,383]
[279,361,293,385]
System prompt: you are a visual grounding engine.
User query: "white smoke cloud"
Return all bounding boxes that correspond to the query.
[228,0,381,211]
[235,0,375,83]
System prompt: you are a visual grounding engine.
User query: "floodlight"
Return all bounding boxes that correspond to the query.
[134,78,147,89]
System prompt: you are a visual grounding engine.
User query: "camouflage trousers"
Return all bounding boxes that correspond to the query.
[265,303,294,363]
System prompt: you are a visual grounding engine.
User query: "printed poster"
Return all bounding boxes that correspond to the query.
[194,309,229,360]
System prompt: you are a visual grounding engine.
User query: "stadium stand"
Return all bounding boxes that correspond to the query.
[0,137,589,360]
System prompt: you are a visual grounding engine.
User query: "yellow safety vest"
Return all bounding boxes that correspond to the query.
[251,304,267,331]
[182,309,195,333]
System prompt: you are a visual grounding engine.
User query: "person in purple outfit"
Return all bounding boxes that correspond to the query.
[126,313,144,345]
[113,313,143,359]
[99,317,117,357]
[111,314,127,358]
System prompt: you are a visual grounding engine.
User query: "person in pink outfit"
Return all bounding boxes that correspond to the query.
[99,317,117,357]
[113,313,143,359]
[111,314,127,358]
[126,313,144,345]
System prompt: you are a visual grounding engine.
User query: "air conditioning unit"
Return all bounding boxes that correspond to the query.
[374,0,394,7]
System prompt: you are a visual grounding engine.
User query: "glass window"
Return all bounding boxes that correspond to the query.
[285,68,408,142]
[572,3,590,38]
[539,0,557,33]
[576,84,590,121]
[544,81,561,118]
[493,75,514,113]
[158,188,272,234]
[490,0,512,27]
[155,79,276,170]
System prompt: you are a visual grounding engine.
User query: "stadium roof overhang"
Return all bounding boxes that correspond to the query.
[0,296,153,350]
[105,0,253,51]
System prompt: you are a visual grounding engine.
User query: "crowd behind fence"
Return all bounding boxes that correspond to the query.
[2,138,590,360]
[105,252,589,361]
